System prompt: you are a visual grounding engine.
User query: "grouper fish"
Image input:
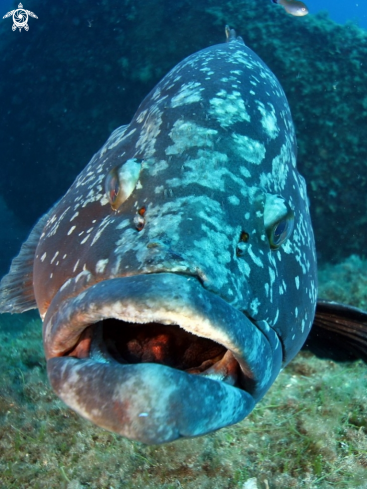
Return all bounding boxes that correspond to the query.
[0,27,366,445]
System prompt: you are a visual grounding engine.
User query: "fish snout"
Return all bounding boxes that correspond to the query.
[43,273,282,444]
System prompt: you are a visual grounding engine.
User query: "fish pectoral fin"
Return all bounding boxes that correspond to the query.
[0,203,59,314]
[303,300,367,363]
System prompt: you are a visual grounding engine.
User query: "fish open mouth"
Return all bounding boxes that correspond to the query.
[75,320,244,388]
[44,273,282,444]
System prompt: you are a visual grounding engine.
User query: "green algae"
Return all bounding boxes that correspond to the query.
[0,256,366,488]
[318,255,367,310]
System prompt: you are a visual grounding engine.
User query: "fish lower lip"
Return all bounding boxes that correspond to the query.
[44,273,282,444]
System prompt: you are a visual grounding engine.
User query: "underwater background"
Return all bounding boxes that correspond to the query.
[0,0,366,487]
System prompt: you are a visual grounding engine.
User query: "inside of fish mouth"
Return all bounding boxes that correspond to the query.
[69,319,243,388]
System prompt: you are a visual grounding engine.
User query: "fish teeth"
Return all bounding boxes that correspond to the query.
[199,350,239,386]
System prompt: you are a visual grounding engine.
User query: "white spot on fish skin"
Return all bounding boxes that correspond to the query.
[100,194,110,206]
[104,127,136,152]
[167,150,229,191]
[295,276,300,289]
[74,269,92,283]
[250,298,260,315]
[264,283,269,297]
[228,195,240,205]
[271,143,292,191]
[168,148,249,194]
[96,259,109,274]
[41,252,47,262]
[136,109,148,124]
[147,159,169,177]
[256,101,279,139]
[50,251,59,264]
[47,214,57,226]
[70,212,79,222]
[154,185,164,194]
[116,219,130,230]
[80,235,90,244]
[135,104,163,158]
[170,81,204,107]
[239,166,251,178]
[273,309,279,325]
[165,120,217,156]
[247,245,264,267]
[209,89,250,128]
[73,259,80,272]
[46,206,71,237]
[63,254,67,259]
[269,267,276,286]
[232,133,266,165]
[67,226,76,236]
[59,278,72,292]
[91,216,113,246]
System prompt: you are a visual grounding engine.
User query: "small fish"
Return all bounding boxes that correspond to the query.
[271,0,309,17]
[0,27,366,445]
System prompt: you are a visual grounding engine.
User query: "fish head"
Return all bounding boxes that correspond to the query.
[10,37,318,443]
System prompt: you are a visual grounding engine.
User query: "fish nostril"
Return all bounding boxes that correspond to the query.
[236,230,249,257]
[134,214,145,231]
[134,206,147,231]
[240,231,249,242]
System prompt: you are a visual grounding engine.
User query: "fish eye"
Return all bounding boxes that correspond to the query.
[268,215,294,250]
[105,158,142,211]
[105,168,120,208]
[264,194,294,250]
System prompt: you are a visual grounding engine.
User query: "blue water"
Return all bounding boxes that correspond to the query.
[306,0,367,29]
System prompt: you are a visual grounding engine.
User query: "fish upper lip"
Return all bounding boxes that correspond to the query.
[43,273,283,443]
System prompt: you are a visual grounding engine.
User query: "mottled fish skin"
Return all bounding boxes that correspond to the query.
[0,31,317,444]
